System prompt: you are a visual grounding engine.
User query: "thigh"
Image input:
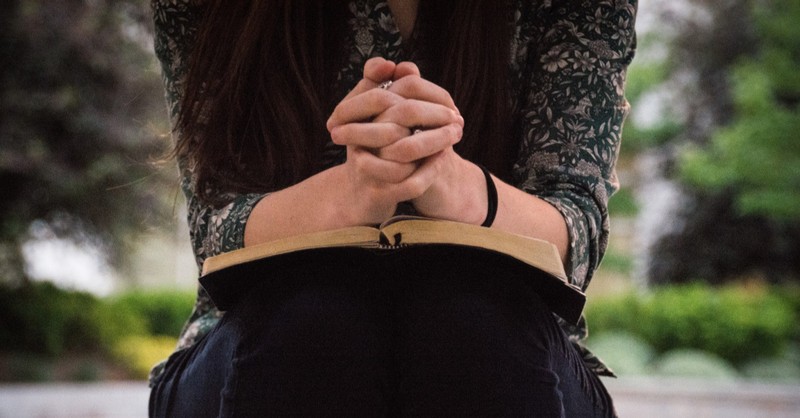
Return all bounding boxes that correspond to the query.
[149,313,241,418]
[152,267,395,417]
[225,277,394,417]
[393,248,614,417]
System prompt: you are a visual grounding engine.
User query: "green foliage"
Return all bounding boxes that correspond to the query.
[0,0,173,278]
[619,54,684,154]
[110,290,195,336]
[112,335,177,379]
[624,58,670,103]
[753,0,800,94]
[781,285,800,332]
[741,356,800,382]
[586,283,797,366]
[652,349,739,380]
[0,282,193,359]
[587,332,654,376]
[70,360,104,382]
[681,67,800,220]
[620,119,683,155]
[680,0,800,222]
[0,282,195,381]
[0,282,145,356]
[597,248,634,274]
[4,354,54,382]
[608,187,639,217]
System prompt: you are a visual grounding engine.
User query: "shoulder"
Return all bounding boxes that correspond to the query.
[151,0,209,119]
[513,0,637,23]
[511,0,637,59]
[152,0,208,10]
[152,0,207,61]
[152,0,207,35]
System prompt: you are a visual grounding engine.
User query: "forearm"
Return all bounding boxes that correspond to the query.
[492,176,569,264]
[243,165,365,247]
[421,158,569,264]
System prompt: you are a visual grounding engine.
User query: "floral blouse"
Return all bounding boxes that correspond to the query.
[150,0,637,383]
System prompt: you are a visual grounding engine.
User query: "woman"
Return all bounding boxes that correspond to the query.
[149,0,636,416]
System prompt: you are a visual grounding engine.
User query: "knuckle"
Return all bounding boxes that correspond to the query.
[404,76,425,96]
[352,152,370,174]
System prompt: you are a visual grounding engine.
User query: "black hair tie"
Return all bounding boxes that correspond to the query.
[477,164,498,228]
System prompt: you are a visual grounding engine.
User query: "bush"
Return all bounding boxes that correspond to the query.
[586,282,797,366]
[608,187,639,217]
[0,282,194,357]
[586,331,654,376]
[109,290,195,337]
[4,353,54,382]
[741,357,800,382]
[652,349,739,380]
[779,285,800,339]
[112,335,178,379]
[0,282,145,356]
[0,282,193,381]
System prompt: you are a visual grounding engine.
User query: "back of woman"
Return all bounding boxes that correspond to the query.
[148,0,637,416]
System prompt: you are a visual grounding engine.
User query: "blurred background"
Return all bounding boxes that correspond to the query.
[0,0,798,411]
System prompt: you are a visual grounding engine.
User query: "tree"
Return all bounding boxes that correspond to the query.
[0,0,173,283]
[681,0,800,222]
[643,0,800,285]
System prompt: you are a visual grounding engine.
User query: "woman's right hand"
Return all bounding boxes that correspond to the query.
[326,58,461,225]
[244,58,461,246]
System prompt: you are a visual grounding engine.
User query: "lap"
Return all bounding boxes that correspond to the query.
[150,255,614,417]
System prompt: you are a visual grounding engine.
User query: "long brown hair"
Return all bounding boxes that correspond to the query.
[177,0,514,205]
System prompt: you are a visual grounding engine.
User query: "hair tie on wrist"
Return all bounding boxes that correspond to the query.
[477,164,497,228]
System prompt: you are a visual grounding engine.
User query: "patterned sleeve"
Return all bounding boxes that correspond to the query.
[512,0,637,290]
[152,0,266,269]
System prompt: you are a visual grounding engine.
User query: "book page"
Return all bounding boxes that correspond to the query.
[201,226,381,275]
[381,219,568,283]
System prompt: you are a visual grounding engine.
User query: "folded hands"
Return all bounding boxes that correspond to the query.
[326,57,486,226]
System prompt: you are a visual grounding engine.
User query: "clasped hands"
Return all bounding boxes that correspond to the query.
[326,57,487,226]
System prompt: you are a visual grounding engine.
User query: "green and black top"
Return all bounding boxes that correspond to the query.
[150,0,637,384]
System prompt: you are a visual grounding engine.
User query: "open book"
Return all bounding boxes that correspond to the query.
[199,217,585,324]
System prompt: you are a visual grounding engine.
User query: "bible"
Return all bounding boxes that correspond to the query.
[199,217,586,324]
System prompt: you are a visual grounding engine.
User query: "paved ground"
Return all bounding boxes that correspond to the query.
[604,377,800,418]
[1,378,799,417]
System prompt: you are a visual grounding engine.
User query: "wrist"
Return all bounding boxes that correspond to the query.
[460,161,490,225]
[413,157,487,225]
[476,164,498,228]
[329,164,396,226]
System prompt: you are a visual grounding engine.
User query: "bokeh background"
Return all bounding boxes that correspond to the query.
[1,0,798,390]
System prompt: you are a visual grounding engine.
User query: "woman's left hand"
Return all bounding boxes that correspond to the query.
[374,63,489,225]
[334,60,568,261]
